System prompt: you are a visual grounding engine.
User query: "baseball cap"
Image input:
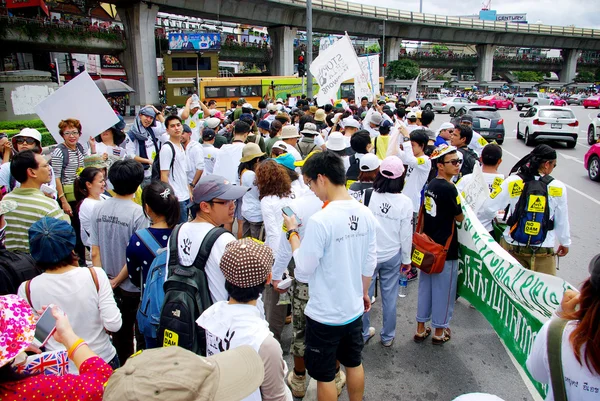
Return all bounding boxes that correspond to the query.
[276,98,284,104]
[438,122,455,133]
[460,115,473,124]
[326,132,346,151]
[14,128,42,143]
[343,117,361,129]
[274,152,296,171]
[240,113,254,121]
[242,103,253,109]
[190,101,201,110]
[0,295,36,368]
[29,217,76,264]
[430,144,458,160]
[406,111,417,120]
[103,345,264,401]
[257,120,271,130]
[192,174,249,204]
[205,117,221,129]
[300,122,319,136]
[380,156,405,179]
[294,150,321,167]
[359,153,381,172]
[272,141,288,153]
[182,124,192,134]
[381,120,393,129]
[220,238,274,288]
[588,253,600,289]
[139,107,156,118]
[202,128,216,141]
[369,113,383,126]
[240,143,265,163]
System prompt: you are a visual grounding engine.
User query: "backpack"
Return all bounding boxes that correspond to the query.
[364,188,374,206]
[136,228,168,339]
[297,140,318,159]
[56,142,85,183]
[157,224,228,355]
[151,141,175,182]
[0,250,40,295]
[346,154,360,182]
[507,174,555,247]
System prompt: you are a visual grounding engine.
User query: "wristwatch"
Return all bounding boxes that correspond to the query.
[403,136,411,142]
[286,229,299,240]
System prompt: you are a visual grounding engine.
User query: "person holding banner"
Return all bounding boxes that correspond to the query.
[485,144,570,276]
[415,145,464,345]
[526,254,600,400]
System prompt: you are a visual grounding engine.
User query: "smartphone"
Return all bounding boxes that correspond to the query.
[40,184,57,196]
[282,206,302,226]
[278,276,294,290]
[34,306,57,347]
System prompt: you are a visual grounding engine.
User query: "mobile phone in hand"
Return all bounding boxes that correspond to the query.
[282,206,302,226]
[34,305,57,347]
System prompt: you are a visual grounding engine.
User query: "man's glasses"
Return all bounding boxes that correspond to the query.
[15,137,37,145]
[305,178,313,189]
[443,159,463,166]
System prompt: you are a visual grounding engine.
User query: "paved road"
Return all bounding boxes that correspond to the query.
[282,104,599,401]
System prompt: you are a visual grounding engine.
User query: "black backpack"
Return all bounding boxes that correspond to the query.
[507,174,555,247]
[151,142,175,182]
[0,250,40,295]
[346,154,360,183]
[157,224,228,356]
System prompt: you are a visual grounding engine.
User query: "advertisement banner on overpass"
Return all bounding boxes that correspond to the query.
[168,32,221,51]
[496,14,528,23]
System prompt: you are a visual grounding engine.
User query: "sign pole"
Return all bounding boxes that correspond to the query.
[306,0,313,99]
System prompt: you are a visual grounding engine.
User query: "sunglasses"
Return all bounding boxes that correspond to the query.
[15,137,37,145]
[443,159,463,166]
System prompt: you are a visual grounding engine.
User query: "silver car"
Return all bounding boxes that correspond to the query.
[433,97,475,114]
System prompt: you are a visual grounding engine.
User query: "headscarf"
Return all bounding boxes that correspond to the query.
[509,144,557,178]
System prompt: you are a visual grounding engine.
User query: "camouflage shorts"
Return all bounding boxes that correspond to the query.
[290,281,309,357]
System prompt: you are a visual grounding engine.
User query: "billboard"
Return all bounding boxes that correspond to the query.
[496,14,528,23]
[479,10,497,21]
[101,55,123,69]
[168,32,221,51]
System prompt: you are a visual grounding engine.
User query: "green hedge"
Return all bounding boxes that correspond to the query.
[0,124,56,147]
[0,119,47,130]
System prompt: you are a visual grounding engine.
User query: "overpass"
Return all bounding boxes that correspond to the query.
[108,0,600,105]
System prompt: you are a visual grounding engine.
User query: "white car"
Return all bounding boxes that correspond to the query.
[587,112,600,145]
[433,97,474,114]
[420,94,444,111]
[516,106,579,148]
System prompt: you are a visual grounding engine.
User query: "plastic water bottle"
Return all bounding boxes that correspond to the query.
[398,273,408,298]
[191,94,199,102]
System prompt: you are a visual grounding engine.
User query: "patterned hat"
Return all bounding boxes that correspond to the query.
[220,238,274,288]
[430,144,457,160]
[0,295,36,367]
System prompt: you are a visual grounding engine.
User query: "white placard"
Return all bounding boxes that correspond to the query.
[35,71,119,145]
[310,35,363,106]
[357,54,380,97]
[459,163,489,213]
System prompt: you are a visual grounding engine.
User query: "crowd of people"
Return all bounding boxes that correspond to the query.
[0,91,597,401]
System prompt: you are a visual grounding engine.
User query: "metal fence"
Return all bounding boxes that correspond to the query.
[271,0,599,38]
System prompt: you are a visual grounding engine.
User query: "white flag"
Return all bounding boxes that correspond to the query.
[407,76,419,104]
[357,54,380,97]
[310,35,363,106]
[319,36,337,52]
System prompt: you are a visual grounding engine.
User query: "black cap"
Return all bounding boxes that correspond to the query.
[589,254,600,290]
[183,124,192,134]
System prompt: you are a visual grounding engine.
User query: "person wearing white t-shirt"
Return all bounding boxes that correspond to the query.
[160,116,191,223]
[75,167,107,249]
[125,107,166,187]
[179,96,204,142]
[526,257,600,401]
[166,174,249,304]
[181,124,204,189]
[457,115,486,157]
[456,144,504,233]
[213,120,250,234]
[362,157,413,347]
[201,129,219,175]
[280,125,302,162]
[283,151,377,401]
[239,143,266,239]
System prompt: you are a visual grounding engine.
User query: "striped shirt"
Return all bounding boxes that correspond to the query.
[51,146,85,184]
[3,188,70,252]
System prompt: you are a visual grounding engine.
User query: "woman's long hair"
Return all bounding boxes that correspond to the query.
[255,160,291,200]
[509,144,556,179]
[560,278,600,375]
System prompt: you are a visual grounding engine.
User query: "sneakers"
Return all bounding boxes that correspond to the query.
[381,338,394,347]
[407,269,419,282]
[364,326,376,343]
[287,371,306,398]
[335,369,346,396]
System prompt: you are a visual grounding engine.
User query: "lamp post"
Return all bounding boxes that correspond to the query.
[306,0,313,99]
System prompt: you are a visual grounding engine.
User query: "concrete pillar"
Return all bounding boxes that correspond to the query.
[384,37,401,63]
[475,44,495,84]
[559,49,579,83]
[117,2,159,107]
[269,26,297,76]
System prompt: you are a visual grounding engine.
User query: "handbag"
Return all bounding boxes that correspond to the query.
[411,207,455,274]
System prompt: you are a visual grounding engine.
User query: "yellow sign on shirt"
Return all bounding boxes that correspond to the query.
[163,329,179,347]
[509,180,524,198]
[548,186,563,197]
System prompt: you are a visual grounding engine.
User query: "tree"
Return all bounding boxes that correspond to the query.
[432,44,449,55]
[386,59,420,80]
[513,71,545,82]
[365,43,381,54]
[575,70,595,82]
[595,68,600,81]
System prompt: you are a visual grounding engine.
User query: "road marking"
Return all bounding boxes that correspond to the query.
[557,152,584,164]
[502,148,600,207]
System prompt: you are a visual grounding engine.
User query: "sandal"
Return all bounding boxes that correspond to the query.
[432,328,452,345]
[413,327,431,343]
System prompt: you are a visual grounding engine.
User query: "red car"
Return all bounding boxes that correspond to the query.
[548,94,567,106]
[583,96,600,109]
[585,143,600,181]
[477,95,514,110]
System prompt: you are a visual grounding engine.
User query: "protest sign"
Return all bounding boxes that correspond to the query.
[310,35,362,106]
[319,36,338,52]
[358,54,380,96]
[458,163,489,213]
[456,196,575,398]
[35,71,119,145]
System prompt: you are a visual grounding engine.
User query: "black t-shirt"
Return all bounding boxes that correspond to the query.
[422,178,462,260]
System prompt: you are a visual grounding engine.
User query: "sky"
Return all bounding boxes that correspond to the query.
[348,0,600,29]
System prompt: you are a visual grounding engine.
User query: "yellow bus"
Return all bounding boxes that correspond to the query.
[198,76,384,110]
